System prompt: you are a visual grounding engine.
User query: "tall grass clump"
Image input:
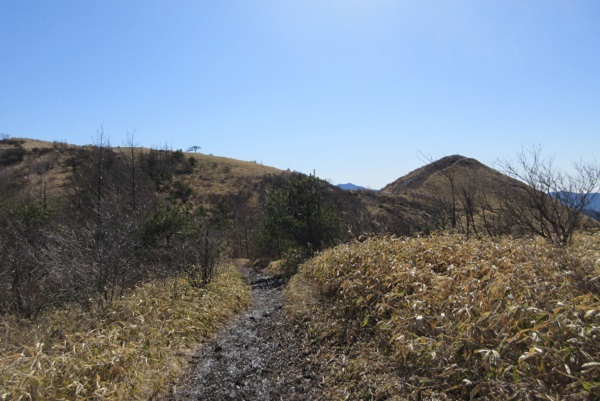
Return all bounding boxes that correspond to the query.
[0,263,251,400]
[290,233,600,400]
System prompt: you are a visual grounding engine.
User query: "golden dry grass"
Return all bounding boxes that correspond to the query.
[287,232,600,400]
[8,139,283,206]
[12,139,61,151]
[0,263,251,400]
[181,152,282,200]
[1,139,75,201]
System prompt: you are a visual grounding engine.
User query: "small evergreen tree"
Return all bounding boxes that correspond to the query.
[261,172,343,257]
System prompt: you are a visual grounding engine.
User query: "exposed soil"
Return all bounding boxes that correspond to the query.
[169,265,324,400]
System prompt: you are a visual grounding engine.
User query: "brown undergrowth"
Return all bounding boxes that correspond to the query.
[286,233,600,400]
[0,263,251,400]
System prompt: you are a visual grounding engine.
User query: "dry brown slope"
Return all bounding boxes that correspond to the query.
[177,151,283,201]
[1,138,285,206]
[380,154,514,199]
[366,155,527,234]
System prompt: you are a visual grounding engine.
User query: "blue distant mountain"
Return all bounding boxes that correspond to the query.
[337,183,367,191]
[551,192,600,212]
[584,194,600,221]
[587,193,600,211]
[550,192,600,221]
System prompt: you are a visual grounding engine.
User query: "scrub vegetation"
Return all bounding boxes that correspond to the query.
[1,136,599,400]
[287,233,600,400]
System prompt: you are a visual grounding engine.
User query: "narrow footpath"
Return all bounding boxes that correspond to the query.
[170,265,324,400]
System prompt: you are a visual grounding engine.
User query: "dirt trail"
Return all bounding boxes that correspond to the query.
[170,265,323,400]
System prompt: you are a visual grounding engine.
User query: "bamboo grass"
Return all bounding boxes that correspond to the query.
[288,233,600,400]
[0,263,251,400]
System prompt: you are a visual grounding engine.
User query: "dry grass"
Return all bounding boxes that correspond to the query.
[181,152,282,201]
[287,232,600,400]
[13,139,61,151]
[381,156,502,200]
[1,139,75,201]
[10,139,283,206]
[0,263,251,400]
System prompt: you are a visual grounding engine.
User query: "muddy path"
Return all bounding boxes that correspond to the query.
[169,265,324,400]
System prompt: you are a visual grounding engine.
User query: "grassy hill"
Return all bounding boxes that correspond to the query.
[0,138,282,206]
[3,140,595,243]
[349,155,511,238]
[378,155,517,227]
[374,154,599,241]
[381,155,511,197]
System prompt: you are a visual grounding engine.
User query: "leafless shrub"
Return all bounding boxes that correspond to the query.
[498,146,600,245]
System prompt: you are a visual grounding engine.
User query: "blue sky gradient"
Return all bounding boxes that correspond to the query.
[1,1,599,188]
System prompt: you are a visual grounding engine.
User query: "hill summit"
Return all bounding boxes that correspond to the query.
[380,155,492,195]
[371,154,535,236]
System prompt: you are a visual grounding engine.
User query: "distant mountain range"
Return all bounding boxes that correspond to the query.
[550,192,600,212]
[586,194,600,211]
[550,192,600,221]
[337,183,367,191]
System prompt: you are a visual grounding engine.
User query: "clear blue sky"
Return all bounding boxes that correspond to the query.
[1,1,599,189]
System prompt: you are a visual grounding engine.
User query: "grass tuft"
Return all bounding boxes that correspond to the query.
[0,263,251,400]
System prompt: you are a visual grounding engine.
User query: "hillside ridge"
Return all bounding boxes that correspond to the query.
[380,154,488,194]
